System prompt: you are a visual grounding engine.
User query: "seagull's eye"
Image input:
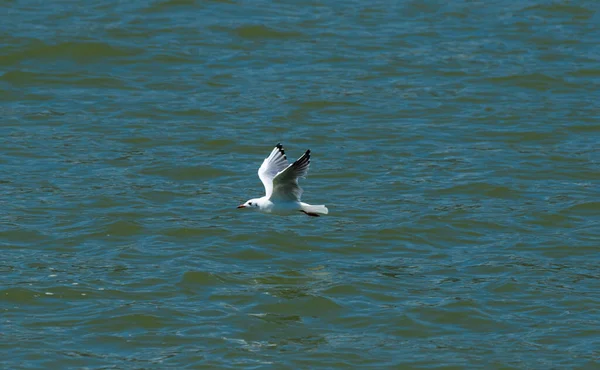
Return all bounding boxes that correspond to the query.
[249,202,252,206]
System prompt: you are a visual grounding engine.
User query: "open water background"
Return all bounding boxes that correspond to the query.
[1,0,599,368]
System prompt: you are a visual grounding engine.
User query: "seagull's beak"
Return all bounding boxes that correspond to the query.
[237,204,246,208]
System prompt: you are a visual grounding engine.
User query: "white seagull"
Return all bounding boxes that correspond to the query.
[237,143,329,217]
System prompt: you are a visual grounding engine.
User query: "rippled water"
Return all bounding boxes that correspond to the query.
[2,0,600,368]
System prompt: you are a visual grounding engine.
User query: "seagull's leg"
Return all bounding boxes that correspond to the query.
[300,210,320,217]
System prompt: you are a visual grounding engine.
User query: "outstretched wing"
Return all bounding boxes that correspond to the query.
[258,143,289,197]
[270,150,310,202]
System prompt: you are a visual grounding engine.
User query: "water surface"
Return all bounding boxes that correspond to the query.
[1,0,599,368]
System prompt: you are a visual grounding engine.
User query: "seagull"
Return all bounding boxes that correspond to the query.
[237,143,329,217]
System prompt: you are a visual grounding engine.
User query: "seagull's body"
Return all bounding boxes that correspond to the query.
[238,144,328,217]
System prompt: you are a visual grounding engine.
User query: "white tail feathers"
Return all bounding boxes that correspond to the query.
[301,204,329,215]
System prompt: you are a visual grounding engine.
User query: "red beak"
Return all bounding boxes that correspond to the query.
[237,204,246,208]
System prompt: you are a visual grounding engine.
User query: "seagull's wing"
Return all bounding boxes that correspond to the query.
[258,143,289,197]
[270,150,310,202]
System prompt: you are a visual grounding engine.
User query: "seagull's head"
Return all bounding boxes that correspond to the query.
[237,198,260,209]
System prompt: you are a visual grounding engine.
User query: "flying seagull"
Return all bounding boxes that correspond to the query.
[237,143,329,217]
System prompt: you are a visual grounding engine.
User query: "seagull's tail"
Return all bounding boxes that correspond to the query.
[301,203,329,215]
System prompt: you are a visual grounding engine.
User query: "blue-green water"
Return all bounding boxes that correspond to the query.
[2,1,599,368]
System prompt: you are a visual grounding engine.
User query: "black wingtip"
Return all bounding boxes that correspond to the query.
[275,143,286,159]
[300,150,310,164]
